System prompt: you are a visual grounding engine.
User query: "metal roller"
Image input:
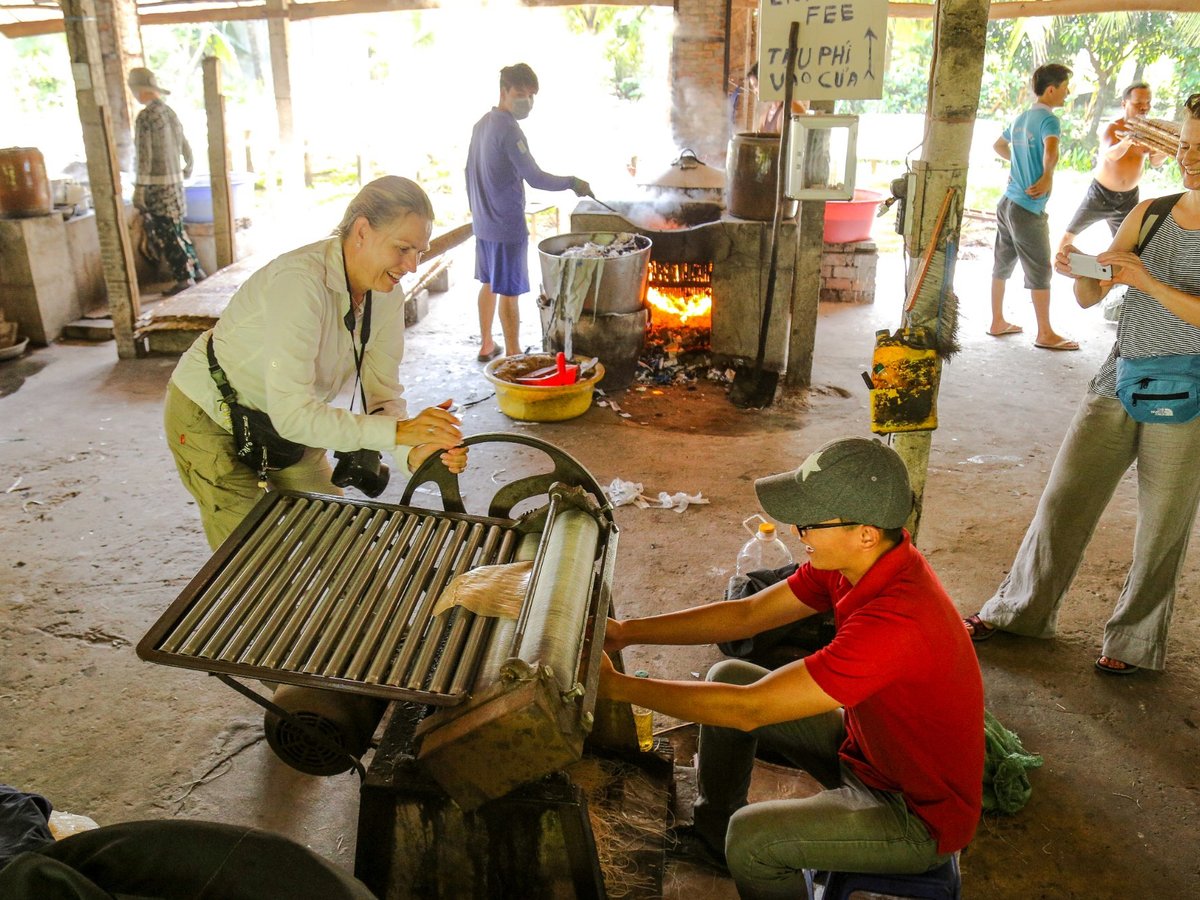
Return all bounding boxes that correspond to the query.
[258,504,371,669]
[384,520,476,687]
[433,527,516,695]
[307,511,412,676]
[281,507,392,671]
[512,506,600,693]
[166,497,313,655]
[361,517,456,685]
[196,499,329,659]
[341,515,443,681]
[404,522,491,691]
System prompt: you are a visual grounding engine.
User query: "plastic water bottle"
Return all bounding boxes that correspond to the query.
[632,670,654,752]
[736,515,794,576]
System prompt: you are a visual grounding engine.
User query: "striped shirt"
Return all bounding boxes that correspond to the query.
[1090,214,1200,398]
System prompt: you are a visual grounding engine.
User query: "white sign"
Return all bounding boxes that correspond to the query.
[757,0,887,102]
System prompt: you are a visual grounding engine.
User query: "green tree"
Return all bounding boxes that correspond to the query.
[842,20,933,114]
[13,36,71,112]
[564,5,649,101]
[990,12,1200,169]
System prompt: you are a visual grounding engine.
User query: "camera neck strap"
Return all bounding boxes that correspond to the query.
[343,285,372,414]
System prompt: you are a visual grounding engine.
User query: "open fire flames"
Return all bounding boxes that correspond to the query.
[645,261,713,353]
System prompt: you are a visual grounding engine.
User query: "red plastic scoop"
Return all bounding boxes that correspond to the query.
[515,352,579,386]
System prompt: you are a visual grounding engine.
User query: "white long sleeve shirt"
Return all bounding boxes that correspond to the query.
[170,236,414,465]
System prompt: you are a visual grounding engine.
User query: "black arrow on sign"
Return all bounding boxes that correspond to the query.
[864,27,878,79]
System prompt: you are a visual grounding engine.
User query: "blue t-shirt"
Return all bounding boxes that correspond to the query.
[1002,103,1061,215]
[465,108,575,244]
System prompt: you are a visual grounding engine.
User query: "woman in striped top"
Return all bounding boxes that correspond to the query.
[964,94,1200,675]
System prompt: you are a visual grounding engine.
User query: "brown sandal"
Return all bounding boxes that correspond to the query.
[963,614,996,643]
[1095,656,1139,675]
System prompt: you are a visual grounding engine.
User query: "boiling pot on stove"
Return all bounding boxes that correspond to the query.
[638,149,725,201]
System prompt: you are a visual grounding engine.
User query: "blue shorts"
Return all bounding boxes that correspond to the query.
[475,237,529,297]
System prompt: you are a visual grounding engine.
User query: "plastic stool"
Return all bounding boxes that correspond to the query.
[806,854,961,900]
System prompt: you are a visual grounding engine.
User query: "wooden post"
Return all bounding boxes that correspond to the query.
[894,0,991,539]
[265,0,302,192]
[62,0,142,359]
[94,0,142,174]
[202,56,235,270]
[784,99,835,390]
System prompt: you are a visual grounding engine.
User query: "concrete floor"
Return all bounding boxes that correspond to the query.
[1,242,1198,899]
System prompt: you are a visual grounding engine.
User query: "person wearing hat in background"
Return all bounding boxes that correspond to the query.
[128,66,205,296]
[465,63,592,362]
[599,437,984,897]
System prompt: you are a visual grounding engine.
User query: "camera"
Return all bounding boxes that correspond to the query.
[331,449,390,498]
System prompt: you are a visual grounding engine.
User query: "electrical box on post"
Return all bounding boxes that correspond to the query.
[785,114,859,201]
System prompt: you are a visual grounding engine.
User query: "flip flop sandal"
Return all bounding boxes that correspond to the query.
[1095,656,1139,676]
[963,614,996,643]
[476,347,502,363]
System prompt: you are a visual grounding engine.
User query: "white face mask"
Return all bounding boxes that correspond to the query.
[511,96,534,120]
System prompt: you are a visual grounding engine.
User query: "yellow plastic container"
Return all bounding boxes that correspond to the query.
[483,354,606,422]
[868,327,939,434]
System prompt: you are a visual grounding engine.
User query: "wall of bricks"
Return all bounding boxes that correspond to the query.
[671,0,758,164]
[820,241,878,304]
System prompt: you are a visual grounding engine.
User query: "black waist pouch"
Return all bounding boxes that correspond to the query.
[207,336,305,475]
[227,402,305,473]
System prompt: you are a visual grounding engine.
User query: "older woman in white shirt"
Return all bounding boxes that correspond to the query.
[165,175,466,549]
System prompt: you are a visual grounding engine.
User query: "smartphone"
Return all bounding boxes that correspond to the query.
[1068,252,1113,281]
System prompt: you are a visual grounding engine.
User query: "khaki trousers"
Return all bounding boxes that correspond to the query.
[164,382,339,550]
[979,392,1200,669]
[693,660,943,898]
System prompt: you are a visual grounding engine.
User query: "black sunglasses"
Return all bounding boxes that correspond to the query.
[797,522,860,535]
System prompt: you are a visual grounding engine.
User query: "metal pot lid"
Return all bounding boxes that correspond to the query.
[640,149,726,191]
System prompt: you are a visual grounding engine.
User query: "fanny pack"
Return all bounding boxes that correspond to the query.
[1111,193,1198,425]
[206,336,305,477]
[1115,354,1200,425]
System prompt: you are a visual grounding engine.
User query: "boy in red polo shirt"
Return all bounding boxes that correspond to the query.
[600,437,983,897]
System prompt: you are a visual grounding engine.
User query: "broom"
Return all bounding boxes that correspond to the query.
[902,186,961,360]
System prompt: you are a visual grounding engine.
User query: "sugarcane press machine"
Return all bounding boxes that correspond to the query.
[137,434,672,899]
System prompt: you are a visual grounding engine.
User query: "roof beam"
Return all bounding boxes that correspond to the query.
[3,0,1196,40]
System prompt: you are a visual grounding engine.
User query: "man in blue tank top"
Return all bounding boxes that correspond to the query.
[989,63,1078,351]
[465,63,591,362]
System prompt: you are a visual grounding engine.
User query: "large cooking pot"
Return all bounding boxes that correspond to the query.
[726,132,784,221]
[638,149,725,201]
[0,147,52,218]
[538,232,652,315]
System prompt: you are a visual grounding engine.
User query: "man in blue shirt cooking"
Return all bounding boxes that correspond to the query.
[465,63,592,362]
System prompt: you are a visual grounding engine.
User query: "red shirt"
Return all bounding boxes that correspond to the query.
[788,532,984,854]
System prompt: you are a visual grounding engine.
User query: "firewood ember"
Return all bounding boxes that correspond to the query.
[637,324,730,386]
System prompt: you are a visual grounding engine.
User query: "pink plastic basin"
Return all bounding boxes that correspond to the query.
[823,189,884,244]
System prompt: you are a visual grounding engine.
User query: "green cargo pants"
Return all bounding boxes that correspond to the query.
[164,382,339,550]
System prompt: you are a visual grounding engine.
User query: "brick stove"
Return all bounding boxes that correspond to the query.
[569,199,877,373]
